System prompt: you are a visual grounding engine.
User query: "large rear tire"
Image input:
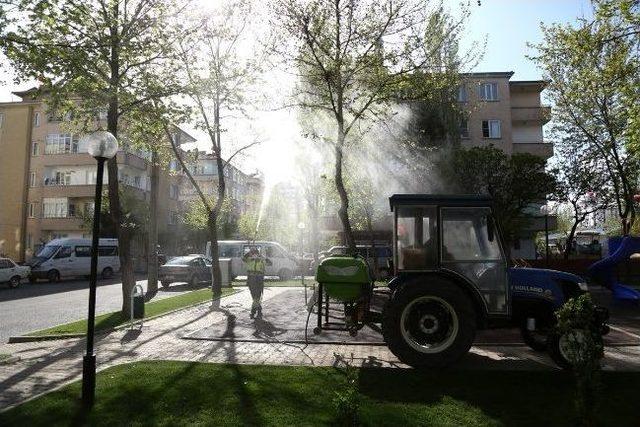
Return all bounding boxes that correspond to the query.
[383,280,476,368]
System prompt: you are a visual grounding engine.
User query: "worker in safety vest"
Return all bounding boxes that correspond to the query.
[243,246,272,319]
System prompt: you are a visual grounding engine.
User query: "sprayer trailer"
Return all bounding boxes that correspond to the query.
[314,194,609,368]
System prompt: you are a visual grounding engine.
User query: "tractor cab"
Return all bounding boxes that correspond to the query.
[390,194,509,318]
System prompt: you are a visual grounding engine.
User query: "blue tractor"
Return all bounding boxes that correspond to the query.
[315,194,609,368]
[382,194,610,368]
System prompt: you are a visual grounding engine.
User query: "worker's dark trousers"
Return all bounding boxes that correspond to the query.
[247,273,265,311]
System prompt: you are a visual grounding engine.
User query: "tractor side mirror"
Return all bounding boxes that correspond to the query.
[487,215,496,242]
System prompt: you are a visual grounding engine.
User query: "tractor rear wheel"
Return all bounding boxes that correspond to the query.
[383,280,476,368]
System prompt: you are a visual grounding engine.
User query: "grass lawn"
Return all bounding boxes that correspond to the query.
[1,361,638,426]
[27,288,237,336]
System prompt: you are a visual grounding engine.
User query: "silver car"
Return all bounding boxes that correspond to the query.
[0,257,31,288]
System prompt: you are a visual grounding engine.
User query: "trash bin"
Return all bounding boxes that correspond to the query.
[219,258,231,287]
[132,284,145,319]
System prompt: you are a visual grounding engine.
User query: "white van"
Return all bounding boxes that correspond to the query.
[206,240,299,280]
[28,238,120,282]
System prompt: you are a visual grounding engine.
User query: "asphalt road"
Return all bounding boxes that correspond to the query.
[0,276,198,343]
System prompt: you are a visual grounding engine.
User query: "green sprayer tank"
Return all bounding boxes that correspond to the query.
[315,256,372,302]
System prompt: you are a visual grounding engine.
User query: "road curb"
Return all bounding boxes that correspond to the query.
[7,288,240,344]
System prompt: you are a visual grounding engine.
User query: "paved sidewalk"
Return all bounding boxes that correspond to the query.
[1,287,639,412]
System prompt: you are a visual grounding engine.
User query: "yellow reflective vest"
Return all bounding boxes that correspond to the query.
[244,257,266,274]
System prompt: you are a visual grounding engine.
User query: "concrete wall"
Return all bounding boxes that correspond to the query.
[0,104,33,260]
[512,124,543,143]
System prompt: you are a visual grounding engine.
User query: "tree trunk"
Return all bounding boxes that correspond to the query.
[147,149,160,295]
[335,131,355,253]
[564,220,580,260]
[106,1,134,316]
[208,211,222,296]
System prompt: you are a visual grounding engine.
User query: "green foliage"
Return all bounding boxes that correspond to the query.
[333,364,361,427]
[530,0,640,232]
[555,294,605,426]
[550,139,612,257]
[236,184,299,248]
[440,146,556,244]
[182,196,235,237]
[79,187,150,239]
[275,0,474,250]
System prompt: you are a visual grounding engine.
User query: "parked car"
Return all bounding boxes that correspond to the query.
[159,254,212,288]
[0,257,30,288]
[323,245,393,279]
[28,238,120,282]
[206,240,299,280]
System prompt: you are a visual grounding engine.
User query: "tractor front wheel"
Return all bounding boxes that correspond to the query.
[520,318,551,352]
[382,281,476,368]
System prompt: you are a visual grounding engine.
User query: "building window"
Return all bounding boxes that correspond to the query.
[45,133,79,154]
[43,198,68,218]
[29,172,36,187]
[479,82,498,101]
[27,233,32,250]
[68,203,76,217]
[134,175,141,188]
[169,184,179,199]
[33,112,40,127]
[0,112,4,128]
[86,170,97,185]
[460,119,469,139]
[457,85,468,102]
[52,171,72,186]
[169,211,179,225]
[482,120,501,139]
[32,141,39,156]
[28,203,37,218]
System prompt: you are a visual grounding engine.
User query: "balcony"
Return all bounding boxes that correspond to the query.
[42,183,96,198]
[40,216,85,232]
[511,106,551,124]
[512,142,553,159]
[117,151,148,170]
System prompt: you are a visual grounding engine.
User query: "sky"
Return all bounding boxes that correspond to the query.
[0,0,596,183]
[453,0,593,80]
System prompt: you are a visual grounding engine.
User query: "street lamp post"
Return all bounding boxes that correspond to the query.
[298,222,306,303]
[80,131,118,409]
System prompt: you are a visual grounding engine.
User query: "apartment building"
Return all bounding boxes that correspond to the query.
[178,151,259,219]
[458,72,552,158]
[0,89,196,262]
[459,72,554,258]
